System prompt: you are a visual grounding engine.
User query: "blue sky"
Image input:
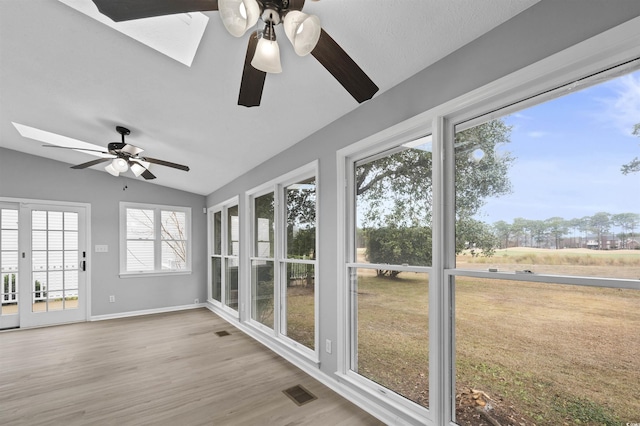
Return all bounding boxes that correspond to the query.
[476,69,640,225]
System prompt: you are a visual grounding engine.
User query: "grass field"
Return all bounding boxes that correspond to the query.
[310,248,640,425]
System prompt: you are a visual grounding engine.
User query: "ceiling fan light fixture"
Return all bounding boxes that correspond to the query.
[105,163,120,177]
[283,11,321,56]
[251,26,282,73]
[219,0,260,37]
[130,160,150,177]
[111,157,129,173]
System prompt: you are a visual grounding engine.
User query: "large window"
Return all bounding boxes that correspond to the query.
[248,165,317,355]
[209,199,239,312]
[451,66,640,425]
[1,207,19,317]
[347,136,432,414]
[120,202,191,276]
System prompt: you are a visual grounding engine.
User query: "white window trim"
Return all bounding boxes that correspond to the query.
[119,201,192,278]
[207,196,240,318]
[337,16,640,426]
[245,160,320,362]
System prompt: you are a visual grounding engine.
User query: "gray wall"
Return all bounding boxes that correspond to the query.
[206,0,640,377]
[0,147,207,316]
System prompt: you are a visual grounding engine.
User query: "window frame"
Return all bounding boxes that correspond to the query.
[337,16,640,426]
[207,197,240,317]
[119,202,192,277]
[246,161,319,362]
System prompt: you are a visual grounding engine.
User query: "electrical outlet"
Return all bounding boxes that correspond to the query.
[109,295,115,303]
[194,298,199,304]
[325,339,332,354]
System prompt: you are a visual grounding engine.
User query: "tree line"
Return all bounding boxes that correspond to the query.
[492,212,640,250]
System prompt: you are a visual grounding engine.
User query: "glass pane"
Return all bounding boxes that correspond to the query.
[64,212,78,231]
[455,276,640,425]
[32,297,46,312]
[48,251,63,271]
[225,257,238,310]
[1,209,18,229]
[351,267,429,408]
[64,231,78,250]
[48,211,63,230]
[32,230,46,250]
[251,260,274,328]
[254,193,274,258]
[64,271,78,289]
[48,231,63,250]
[126,241,154,271]
[64,292,78,309]
[127,208,154,239]
[355,136,433,267]
[2,251,18,273]
[227,205,239,256]
[286,178,316,260]
[1,273,18,315]
[455,70,640,280]
[282,262,314,349]
[2,230,18,250]
[32,211,47,230]
[48,289,63,311]
[161,210,186,240]
[213,211,222,255]
[161,241,186,270]
[211,257,221,302]
[64,251,78,270]
[31,251,46,272]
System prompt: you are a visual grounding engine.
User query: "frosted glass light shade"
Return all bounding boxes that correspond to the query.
[219,0,260,37]
[112,157,129,173]
[251,38,282,73]
[105,163,120,176]
[130,160,150,177]
[283,11,321,56]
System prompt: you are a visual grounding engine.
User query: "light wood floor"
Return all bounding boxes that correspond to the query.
[0,308,385,426]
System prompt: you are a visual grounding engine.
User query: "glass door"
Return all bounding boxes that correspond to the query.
[0,205,20,329]
[15,203,88,328]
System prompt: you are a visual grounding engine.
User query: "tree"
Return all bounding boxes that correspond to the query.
[357,119,513,270]
[545,217,568,249]
[589,212,611,249]
[492,220,513,249]
[621,123,640,175]
[612,212,640,248]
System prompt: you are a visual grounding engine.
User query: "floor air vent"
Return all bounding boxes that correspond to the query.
[215,330,231,337]
[282,385,317,406]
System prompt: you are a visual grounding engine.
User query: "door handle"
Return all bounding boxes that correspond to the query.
[81,260,86,271]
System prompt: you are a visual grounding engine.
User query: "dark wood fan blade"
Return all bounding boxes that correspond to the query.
[288,0,305,11]
[141,157,190,171]
[141,169,157,180]
[311,29,379,103]
[43,145,111,155]
[238,31,266,107]
[91,0,218,22]
[71,157,112,169]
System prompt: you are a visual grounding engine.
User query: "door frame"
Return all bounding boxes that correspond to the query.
[0,197,91,328]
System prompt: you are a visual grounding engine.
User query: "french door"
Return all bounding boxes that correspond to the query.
[0,201,88,329]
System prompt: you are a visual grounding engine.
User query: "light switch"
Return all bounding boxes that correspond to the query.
[95,245,108,253]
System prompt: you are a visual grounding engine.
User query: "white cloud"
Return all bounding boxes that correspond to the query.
[598,71,640,136]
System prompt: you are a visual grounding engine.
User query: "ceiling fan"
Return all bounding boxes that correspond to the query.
[90,0,379,107]
[43,126,190,180]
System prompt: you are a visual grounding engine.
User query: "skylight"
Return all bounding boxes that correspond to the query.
[57,0,209,67]
[12,122,111,158]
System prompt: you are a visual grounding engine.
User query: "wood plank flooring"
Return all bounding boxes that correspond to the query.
[0,308,385,426]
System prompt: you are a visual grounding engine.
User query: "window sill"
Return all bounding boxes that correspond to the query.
[119,270,192,279]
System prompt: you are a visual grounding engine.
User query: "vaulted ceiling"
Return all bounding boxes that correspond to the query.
[0,0,539,195]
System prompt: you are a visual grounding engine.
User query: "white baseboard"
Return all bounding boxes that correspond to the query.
[204,303,419,426]
[91,303,206,322]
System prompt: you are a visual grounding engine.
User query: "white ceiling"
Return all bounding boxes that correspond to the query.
[0,0,539,196]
